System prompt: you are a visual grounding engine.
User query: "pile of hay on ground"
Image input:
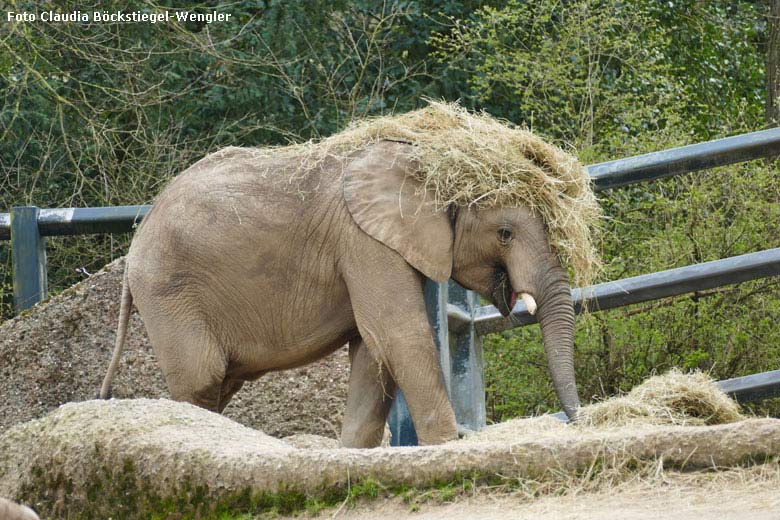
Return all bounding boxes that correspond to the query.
[578,369,744,428]
[250,100,602,284]
[466,370,744,443]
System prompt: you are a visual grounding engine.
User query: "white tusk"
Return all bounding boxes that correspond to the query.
[520,292,537,315]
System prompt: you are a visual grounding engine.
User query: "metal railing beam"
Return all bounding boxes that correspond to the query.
[589,127,780,190]
[0,205,150,241]
[447,303,472,334]
[718,369,780,402]
[36,205,150,236]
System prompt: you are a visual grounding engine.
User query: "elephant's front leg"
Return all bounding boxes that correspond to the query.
[342,250,458,446]
[341,338,396,448]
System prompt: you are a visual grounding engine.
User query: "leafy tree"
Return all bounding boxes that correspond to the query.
[431,0,685,155]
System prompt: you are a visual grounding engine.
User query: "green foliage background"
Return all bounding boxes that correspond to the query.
[1,0,778,418]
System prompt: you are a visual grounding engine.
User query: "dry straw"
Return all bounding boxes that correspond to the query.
[578,369,744,428]
[257,100,602,284]
[464,370,744,445]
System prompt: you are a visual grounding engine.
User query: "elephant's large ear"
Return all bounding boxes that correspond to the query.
[343,140,453,282]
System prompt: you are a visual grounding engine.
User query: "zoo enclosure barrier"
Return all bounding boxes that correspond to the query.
[2,129,780,445]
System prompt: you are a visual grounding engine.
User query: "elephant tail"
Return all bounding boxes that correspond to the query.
[99,266,133,400]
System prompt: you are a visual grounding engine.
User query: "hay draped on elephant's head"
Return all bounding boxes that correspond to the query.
[272,101,602,285]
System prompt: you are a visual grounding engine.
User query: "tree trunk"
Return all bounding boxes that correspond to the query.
[766,0,780,126]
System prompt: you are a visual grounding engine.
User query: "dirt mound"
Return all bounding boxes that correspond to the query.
[0,258,350,438]
[1,398,779,519]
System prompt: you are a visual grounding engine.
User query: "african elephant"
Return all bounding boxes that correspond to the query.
[100,108,593,448]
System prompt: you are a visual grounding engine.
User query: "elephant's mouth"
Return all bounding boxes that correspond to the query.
[491,267,517,317]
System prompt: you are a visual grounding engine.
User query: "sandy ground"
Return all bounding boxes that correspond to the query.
[326,470,780,520]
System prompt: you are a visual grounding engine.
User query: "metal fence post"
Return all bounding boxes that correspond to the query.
[389,279,449,446]
[428,280,451,392]
[448,282,486,432]
[10,206,47,312]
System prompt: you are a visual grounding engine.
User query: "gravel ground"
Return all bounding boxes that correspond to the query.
[0,257,350,438]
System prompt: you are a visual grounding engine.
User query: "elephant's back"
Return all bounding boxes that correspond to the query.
[132,145,344,256]
[146,146,341,218]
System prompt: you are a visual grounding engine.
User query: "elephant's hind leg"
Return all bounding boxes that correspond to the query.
[164,351,226,413]
[341,339,396,448]
[217,379,245,413]
[143,313,228,413]
[164,350,226,413]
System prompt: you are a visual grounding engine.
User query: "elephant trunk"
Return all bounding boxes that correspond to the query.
[536,267,580,421]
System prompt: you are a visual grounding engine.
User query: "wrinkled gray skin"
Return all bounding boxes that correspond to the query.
[100,140,580,447]
[0,498,40,520]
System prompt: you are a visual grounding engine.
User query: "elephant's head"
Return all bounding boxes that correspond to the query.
[450,205,580,419]
[343,140,583,420]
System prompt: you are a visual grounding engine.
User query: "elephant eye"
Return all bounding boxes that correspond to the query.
[497,226,513,245]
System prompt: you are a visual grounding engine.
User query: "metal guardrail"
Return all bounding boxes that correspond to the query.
[2,128,780,445]
[2,206,150,309]
[0,205,149,241]
[718,370,780,402]
[589,127,780,190]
